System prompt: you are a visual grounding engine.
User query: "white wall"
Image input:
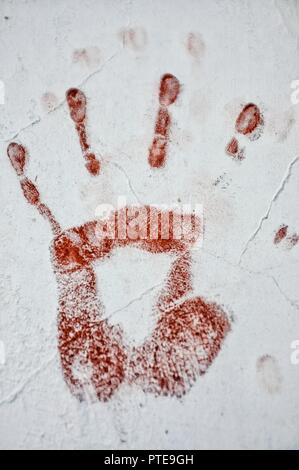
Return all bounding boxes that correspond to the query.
[0,0,299,450]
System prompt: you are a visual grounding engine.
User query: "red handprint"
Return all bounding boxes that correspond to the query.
[7,74,230,401]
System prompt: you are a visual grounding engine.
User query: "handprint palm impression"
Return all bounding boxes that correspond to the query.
[7,74,233,402]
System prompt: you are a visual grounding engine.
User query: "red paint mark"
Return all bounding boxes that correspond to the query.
[226,103,263,160]
[7,143,61,236]
[66,88,100,176]
[149,74,180,168]
[119,27,147,51]
[186,32,205,59]
[159,74,180,106]
[274,225,288,244]
[235,103,262,135]
[273,225,298,249]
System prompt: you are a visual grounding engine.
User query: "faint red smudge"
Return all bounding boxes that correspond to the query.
[274,225,288,244]
[72,47,101,67]
[7,142,26,175]
[159,74,180,106]
[256,355,282,394]
[273,225,298,248]
[41,92,58,112]
[66,88,100,176]
[149,74,180,168]
[119,27,147,51]
[186,32,205,60]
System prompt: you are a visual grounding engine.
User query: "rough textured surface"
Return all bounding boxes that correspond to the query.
[0,0,299,450]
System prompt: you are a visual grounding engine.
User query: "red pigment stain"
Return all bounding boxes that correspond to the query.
[66,88,100,176]
[119,27,147,50]
[7,141,230,400]
[148,74,180,168]
[186,32,205,59]
[7,143,61,236]
[226,103,263,161]
[274,225,288,244]
[235,103,262,135]
[225,137,244,161]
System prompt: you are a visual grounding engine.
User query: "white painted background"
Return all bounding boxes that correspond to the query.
[0,0,299,449]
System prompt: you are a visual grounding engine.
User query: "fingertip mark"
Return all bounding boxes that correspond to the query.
[66,88,101,175]
[7,142,26,176]
[274,225,288,244]
[159,74,180,107]
[256,354,282,394]
[235,103,262,135]
[226,137,239,156]
[41,92,58,112]
[66,88,86,123]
